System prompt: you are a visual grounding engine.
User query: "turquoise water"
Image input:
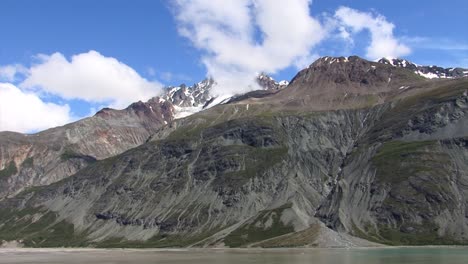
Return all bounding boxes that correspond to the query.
[0,247,467,263]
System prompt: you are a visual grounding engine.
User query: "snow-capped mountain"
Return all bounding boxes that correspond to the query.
[257,73,289,90]
[162,78,215,118]
[160,74,288,119]
[378,57,468,79]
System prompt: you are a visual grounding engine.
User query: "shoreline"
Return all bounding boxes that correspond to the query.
[1,245,468,252]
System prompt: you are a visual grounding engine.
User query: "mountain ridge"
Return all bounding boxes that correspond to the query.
[0,55,467,248]
[0,73,287,199]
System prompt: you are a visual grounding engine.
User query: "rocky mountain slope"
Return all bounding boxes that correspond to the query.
[0,98,174,200]
[0,56,467,248]
[0,75,286,200]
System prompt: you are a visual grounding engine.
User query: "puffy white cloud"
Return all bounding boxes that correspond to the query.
[0,83,72,133]
[334,7,410,60]
[20,50,163,108]
[172,0,325,95]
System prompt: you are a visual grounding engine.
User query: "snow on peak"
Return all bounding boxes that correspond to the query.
[162,74,290,120]
[378,57,467,79]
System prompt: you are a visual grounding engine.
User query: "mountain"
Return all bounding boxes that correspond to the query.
[257,73,289,90]
[0,74,286,200]
[0,98,174,200]
[378,57,468,79]
[0,56,467,248]
[163,75,288,118]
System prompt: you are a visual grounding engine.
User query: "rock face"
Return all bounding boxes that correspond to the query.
[0,56,467,248]
[0,97,174,199]
[316,80,468,245]
[257,73,289,90]
[163,79,215,108]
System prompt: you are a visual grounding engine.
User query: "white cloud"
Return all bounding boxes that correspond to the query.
[0,83,72,133]
[20,50,163,109]
[172,0,326,95]
[334,7,410,60]
[0,64,27,82]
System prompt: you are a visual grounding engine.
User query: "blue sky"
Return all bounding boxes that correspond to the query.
[0,0,467,133]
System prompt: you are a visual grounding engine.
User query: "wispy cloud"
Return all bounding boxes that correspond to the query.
[333,7,411,59]
[0,64,28,82]
[402,36,468,51]
[159,71,192,83]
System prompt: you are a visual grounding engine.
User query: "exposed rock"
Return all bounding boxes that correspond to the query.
[0,56,467,248]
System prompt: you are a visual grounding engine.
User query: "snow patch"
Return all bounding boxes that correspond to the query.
[401,60,408,67]
[173,105,204,119]
[205,94,233,109]
[417,71,439,79]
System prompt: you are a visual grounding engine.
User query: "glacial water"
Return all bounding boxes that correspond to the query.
[0,247,467,264]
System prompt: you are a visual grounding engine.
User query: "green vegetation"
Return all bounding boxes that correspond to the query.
[397,80,468,110]
[0,207,89,247]
[228,146,287,178]
[167,115,275,141]
[0,161,17,179]
[372,139,454,213]
[60,148,83,160]
[21,157,34,167]
[254,224,320,248]
[349,140,463,245]
[371,140,450,184]
[96,229,220,248]
[167,122,209,140]
[224,204,295,247]
[212,145,288,189]
[367,80,468,142]
[352,222,462,246]
[60,148,97,163]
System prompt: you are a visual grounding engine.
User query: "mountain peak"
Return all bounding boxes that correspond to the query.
[257,73,289,90]
[291,55,395,87]
[378,57,418,68]
[378,57,468,79]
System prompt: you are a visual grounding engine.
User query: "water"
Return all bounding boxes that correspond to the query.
[0,247,467,264]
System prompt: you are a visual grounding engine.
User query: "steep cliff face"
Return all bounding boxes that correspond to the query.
[316,80,468,245]
[0,56,467,248]
[0,107,385,247]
